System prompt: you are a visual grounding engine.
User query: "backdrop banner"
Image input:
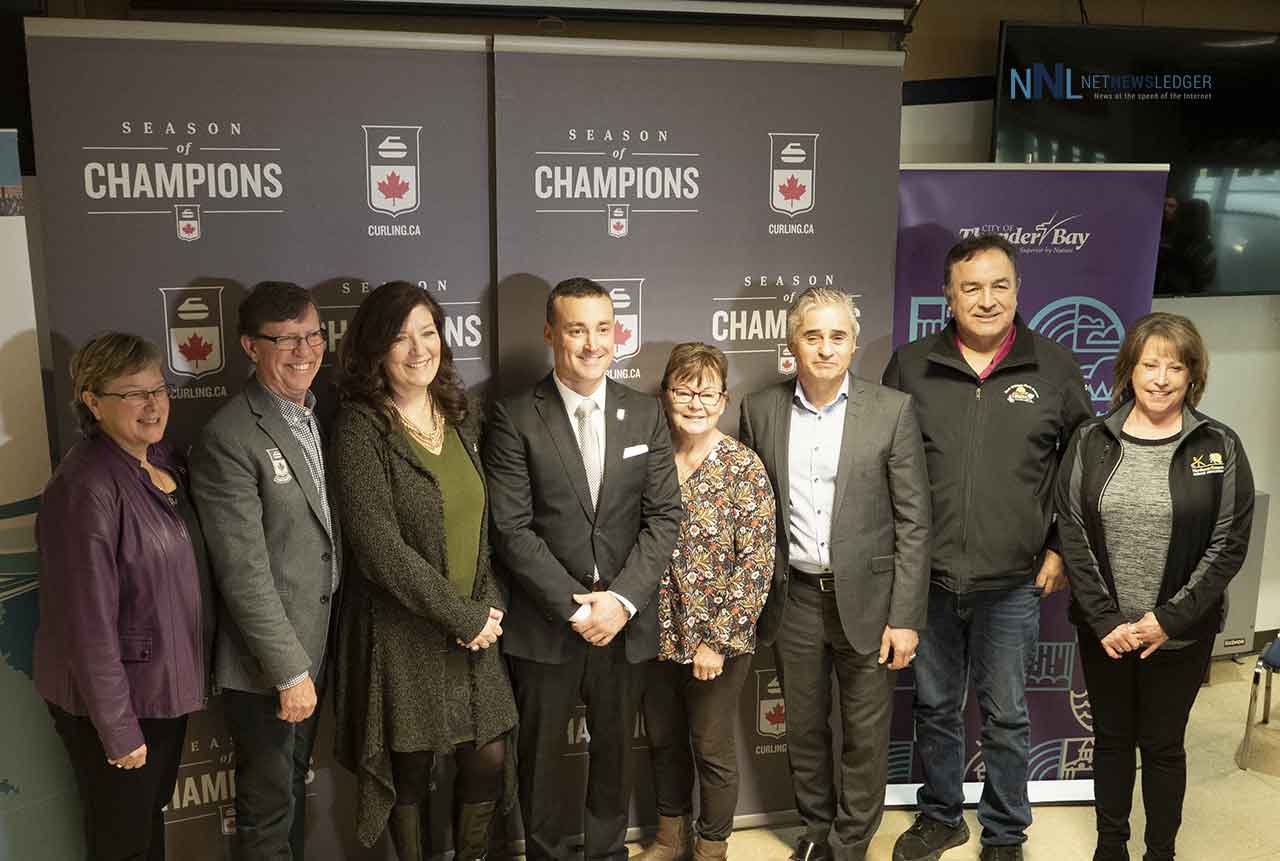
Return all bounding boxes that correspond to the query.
[891,163,1167,801]
[493,36,905,827]
[25,19,495,859]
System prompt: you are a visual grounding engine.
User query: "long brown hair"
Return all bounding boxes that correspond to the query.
[1110,312,1209,409]
[335,281,467,429]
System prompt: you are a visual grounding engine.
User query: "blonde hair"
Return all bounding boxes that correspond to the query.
[1111,312,1209,409]
[69,332,163,433]
[786,287,861,344]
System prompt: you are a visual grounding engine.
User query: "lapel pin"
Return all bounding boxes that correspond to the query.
[616,408,626,422]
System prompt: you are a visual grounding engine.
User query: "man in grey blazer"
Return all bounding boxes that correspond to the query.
[739,287,930,861]
[190,282,341,860]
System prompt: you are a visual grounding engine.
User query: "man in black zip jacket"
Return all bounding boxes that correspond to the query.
[883,234,1093,861]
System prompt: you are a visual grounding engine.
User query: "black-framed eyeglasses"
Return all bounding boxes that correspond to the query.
[668,387,725,407]
[253,329,326,351]
[97,384,172,403]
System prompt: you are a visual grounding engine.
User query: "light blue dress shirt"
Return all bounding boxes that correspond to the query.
[787,375,850,574]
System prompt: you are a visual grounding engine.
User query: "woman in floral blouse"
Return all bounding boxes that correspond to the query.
[637,342,776,861]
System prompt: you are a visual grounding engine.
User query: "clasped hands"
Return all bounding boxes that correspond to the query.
[1101,611,1168,659]
[571,591,628,647]
[458,607,505,652]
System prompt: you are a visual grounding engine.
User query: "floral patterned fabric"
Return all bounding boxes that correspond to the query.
[657,435,776,663]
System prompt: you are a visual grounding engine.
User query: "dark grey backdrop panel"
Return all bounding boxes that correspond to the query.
[493,37,905,823]
[25,21,494,860]
[26,24,493,459]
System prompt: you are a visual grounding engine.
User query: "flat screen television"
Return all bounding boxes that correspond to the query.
[993,23,1280,297]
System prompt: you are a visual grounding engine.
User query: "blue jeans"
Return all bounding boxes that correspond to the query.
[912,581,1040,846]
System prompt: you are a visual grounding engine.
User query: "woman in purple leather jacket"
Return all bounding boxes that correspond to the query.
[34,333,214,861]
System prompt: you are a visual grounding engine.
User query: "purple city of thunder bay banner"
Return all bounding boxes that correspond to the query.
[892,165,1167,795]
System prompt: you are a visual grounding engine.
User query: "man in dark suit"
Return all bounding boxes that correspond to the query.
[190,282,341,860]
[484,277,683,860]
[739,287,931,861]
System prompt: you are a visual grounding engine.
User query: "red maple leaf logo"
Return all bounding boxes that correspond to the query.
[178,332,214,367]
[612,221,625,232]
[765,702,785,726]
[181,223,195,236]
[378,171,411,203]
[778,175,807,203]
[613,320,633,346]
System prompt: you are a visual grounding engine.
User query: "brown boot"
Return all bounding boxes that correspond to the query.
[388,804,425,861]
[635,815,693,861]
[693,836,729,860]
[453,799,498,861]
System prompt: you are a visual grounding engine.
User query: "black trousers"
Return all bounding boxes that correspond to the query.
[1077,631,1213,861]
[773,580,893,861]
[510,641,643,861]
[48,704,188,861]
[642,654,753,841]
[221,688,322,861]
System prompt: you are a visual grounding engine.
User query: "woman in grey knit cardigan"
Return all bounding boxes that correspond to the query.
[329,281,517,859]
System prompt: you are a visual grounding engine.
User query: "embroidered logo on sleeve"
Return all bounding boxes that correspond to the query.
[1190,452,1225,477]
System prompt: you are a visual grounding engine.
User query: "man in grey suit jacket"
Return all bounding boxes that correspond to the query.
[190,282,341,860]
[484,277,682,860]
[739,287,931,861]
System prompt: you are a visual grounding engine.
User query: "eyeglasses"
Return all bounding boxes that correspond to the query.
[668,388,725,407]
[253,329,326,351]
[97,384,172,403]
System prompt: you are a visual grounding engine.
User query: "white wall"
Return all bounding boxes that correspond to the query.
[901,99,1280,632]
[1153,294,1280,629]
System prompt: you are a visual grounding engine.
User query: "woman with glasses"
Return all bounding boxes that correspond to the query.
[637,343,775,861]
[329,282,516,859]
[34,333,213,861]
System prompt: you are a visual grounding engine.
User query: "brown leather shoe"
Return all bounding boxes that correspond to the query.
[692,836,729,860]
[634,815,693,861]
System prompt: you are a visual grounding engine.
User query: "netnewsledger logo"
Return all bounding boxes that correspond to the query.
[1009,62,1213,102]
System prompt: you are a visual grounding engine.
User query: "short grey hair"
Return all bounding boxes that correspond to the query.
[786,287,861,344]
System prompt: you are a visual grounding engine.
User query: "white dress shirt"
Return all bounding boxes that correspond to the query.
[552,373,637,621]
[787,375,849,574]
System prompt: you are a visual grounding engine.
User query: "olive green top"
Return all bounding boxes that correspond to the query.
[404,424,484,600]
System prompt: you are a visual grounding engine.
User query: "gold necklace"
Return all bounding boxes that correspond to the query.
[392,391,444,452]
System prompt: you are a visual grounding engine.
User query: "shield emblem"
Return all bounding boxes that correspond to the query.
[363,125,422,217]
[768,132,818,217]
[174,204,201,241]
[160,286,225,380]
[777,344,797,375]
[756,670,786,737]
[607,203,630,238]
[596,277,643,362]
[267,448,293,484]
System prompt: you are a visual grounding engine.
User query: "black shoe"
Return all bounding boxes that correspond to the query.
[1093,846,1130,861]
[789,837,831,861]
[979,846,1024,861]
[892,815,970,861]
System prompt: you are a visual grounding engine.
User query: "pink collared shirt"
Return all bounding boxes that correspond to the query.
[957,325,1016,381]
